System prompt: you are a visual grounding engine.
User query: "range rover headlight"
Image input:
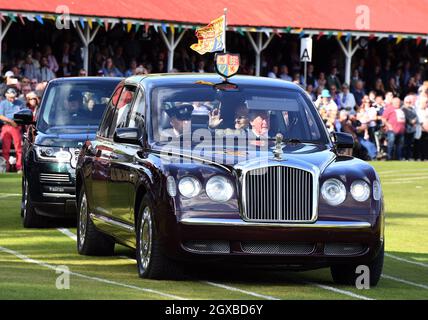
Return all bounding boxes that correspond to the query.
[373,180,382,201]
[35,146,72,162]
[321,178,346,206]
[350,180,370,202]
[178,176,201,198]
[206,176,234,202]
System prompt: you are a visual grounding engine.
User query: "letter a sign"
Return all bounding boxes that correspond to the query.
[300,38,312,62]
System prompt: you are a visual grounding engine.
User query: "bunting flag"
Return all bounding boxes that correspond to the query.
[1,10,428,48]
[35,15,43,24]
[7,13,17,23]
[190,15,225,55]
[18,14,25,25]
[345,32,351,42]
[79,17,85,29]
[272,28,282,37]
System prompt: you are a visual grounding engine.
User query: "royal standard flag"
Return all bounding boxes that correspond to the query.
[190,15,225,55]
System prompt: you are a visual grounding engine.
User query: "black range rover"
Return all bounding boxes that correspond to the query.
[14,77,121,227]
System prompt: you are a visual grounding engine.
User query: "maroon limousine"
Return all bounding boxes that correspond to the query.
[75,70,384,285]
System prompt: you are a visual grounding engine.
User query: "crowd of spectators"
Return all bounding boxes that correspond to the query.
[1,30,428,170]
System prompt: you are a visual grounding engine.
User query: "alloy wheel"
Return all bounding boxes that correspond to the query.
[139,207,153,273]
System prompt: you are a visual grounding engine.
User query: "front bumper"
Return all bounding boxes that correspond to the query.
[27,158,77,218]
[158,210,383,269]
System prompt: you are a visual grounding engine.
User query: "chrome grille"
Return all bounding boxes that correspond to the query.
[39,173,70,183]
[243,166,314,222]
[241,242,315,255]
[183,240,230,254]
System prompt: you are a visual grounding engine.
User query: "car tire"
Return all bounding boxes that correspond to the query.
[77,186,115,256]
[330,243,384,287]
[136,194,184,280]
[22,177,47,228]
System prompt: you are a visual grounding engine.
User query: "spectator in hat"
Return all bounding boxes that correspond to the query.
[25,91,39,118]
[315,89,338,132]
[0,88,26,172]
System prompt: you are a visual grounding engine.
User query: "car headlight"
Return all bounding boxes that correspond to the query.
[178,176,201,198]
[206,176,234,202]
[372,180,382,201]
[350,180,370,202]
[321,178,346,206]
[35,146,72,162]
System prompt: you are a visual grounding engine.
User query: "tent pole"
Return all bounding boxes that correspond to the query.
[246,31,273,76]
[337,38,359,85]
[76,24,100,75]
[0,20,13,75]
[160,28,186,72]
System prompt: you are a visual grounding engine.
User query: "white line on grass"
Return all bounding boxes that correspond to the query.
[201,281,280,300]
[0,193,21,198]
[0,245,185,300]
[57,228,77,241]
[378,169,428,175]
[304,281,374,300]
[382,274,428,290]
[386,253,428,268]
[57,228,374,300]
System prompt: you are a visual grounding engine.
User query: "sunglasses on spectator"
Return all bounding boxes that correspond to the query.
[31,81,37,84]
[28,98,37,101]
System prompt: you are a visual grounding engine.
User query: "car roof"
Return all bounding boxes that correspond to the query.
[49,76,123,84]
[124,73,304,92]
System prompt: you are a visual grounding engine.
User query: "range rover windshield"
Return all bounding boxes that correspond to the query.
[37,80,118,133]
[151,84,329,145]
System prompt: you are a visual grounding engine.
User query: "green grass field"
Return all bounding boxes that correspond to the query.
[0,161,427,300]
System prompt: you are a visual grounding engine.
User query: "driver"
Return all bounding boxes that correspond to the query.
[161,103,194,138]
[57,91,87,125]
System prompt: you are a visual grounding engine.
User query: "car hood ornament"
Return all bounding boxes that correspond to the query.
[272,133,285,160]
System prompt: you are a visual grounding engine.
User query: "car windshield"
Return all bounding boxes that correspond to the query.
[37,80,119,133]
[150,84,329,145]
